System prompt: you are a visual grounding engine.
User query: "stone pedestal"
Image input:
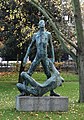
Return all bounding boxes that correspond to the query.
[16,96,68,112]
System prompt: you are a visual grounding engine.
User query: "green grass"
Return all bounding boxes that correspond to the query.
[0,72,84,120]
[0,71,78,82]
[60,72,79,82]
[31,71,79,82]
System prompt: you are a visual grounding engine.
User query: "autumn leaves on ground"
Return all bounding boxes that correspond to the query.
[0,72,84,120]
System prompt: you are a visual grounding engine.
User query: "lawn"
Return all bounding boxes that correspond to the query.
[0,72,84,120]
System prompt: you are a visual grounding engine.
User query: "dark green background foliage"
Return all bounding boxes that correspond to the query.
[0,0,63,61]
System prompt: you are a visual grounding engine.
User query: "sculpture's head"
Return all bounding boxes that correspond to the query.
[38,20,45,28]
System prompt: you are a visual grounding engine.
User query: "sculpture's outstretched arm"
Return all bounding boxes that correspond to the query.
[23,34,36,66]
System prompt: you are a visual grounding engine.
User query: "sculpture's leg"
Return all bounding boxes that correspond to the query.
[21,56,40,87]
[42,58,60,96]
[41,58,51,79]
[16,83,38,96]
[37,78,57,96]
[19,56,41,96]
[27,55,41,76]
[16,83,30,96]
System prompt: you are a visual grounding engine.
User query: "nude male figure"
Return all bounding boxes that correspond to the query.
[23,20,59,96]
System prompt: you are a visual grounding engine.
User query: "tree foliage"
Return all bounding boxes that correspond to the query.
[0,0,76,61]
[0,0,39,60]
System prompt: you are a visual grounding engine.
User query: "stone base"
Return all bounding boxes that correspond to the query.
[16,96,68,112]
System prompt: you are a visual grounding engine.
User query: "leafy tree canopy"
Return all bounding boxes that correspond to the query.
[0,0,76,61]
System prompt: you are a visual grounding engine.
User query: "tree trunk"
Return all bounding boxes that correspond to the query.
[18,59,25,83]
[18,51,25,83]
[72,0,84,102]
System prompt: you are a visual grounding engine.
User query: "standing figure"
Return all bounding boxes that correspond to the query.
[23,20,59,96]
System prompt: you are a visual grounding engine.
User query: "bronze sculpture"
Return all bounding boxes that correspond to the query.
[17,20,64,96]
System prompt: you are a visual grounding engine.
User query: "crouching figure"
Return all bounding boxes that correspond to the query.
[17,59,64,96]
